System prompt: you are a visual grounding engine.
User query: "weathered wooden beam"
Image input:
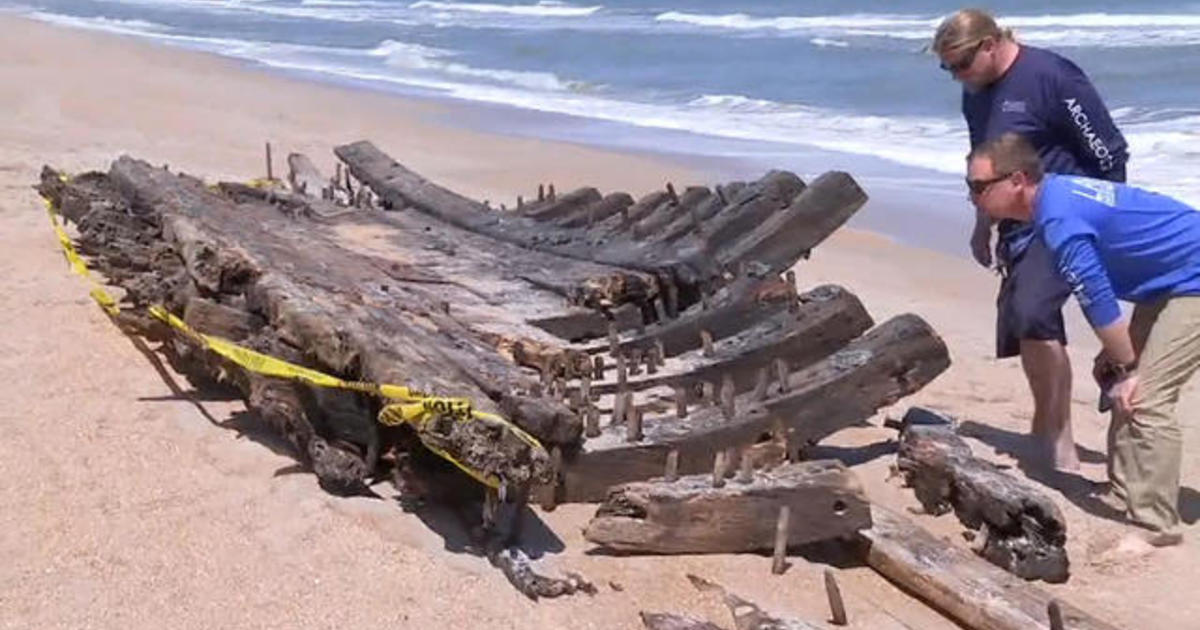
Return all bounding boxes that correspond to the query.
[583,460,870,554]
[520,186,601,222]
[896,407,1069,583]
[647,182,745,245]
[583,285,873,399]
[716,171,867,273]
[862,507,1120,630]
[562,314,950,502]
[589,275,794,359]
[554,192,634,229]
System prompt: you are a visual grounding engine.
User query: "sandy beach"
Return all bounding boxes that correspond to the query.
[1,14,1197,629]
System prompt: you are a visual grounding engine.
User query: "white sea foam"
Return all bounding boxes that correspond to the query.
[810,38,849,48]
[409,1,601,18]
[656,10,1200,48]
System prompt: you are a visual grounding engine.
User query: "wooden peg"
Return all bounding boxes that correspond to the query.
[664,450,679,482]
[711,451,726,488]
[265,142,274,181]
[719,374,736,420]
[724,447,740,479]
[517,195,524,209]
[666,182,679,204]
[772,505,791,574]
[613,390,629,427]
[548,183,556,200]
[700,330,714,357]
[825,568,847,625]
[585,406,600,438]
[737,448,754,483]
[774,358,789,394]
[753,366,770,401]
[540,446,562,512]
[538,184,545,202]
[654,339,666,366]
[616,354,628,387]
[593,355,605,380]
[1048,600,1065,630]
[626,407,643,442]
[646,346,658,375]
[674,386,688,419]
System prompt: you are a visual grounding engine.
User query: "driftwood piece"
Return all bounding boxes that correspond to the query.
[584,460,870,553]
[286,152,327,198]
[896,407,1069,583]
[563,314,950,502]
[862,507,1119,630]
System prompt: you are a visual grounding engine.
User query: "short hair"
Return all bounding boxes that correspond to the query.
[969,133,1044,182]
[932,8,1013,57]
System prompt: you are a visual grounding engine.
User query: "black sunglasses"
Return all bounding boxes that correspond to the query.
[940,40,984,73]
[966,171,1013,196]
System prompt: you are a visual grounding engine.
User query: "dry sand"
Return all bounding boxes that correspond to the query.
[1,14,1196,629]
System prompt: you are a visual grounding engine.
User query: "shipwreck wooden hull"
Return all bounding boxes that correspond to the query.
[39,140,947,510]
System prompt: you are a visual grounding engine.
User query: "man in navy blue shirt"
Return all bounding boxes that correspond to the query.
[968,132,1197,546]
[933,9,1128,471]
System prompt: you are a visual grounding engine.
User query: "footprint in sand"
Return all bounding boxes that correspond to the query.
[1087,531,1156,571]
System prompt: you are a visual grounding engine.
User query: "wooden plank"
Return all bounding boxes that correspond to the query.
[562,314,950,502]
[584,460,870,554]
[862,507,1120,630]
[583,285,873,399]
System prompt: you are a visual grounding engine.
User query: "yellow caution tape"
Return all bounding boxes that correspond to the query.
[43,185,545,490]
[44,197,121,317]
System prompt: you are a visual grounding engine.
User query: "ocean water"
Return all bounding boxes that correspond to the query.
[7,0,1200,250]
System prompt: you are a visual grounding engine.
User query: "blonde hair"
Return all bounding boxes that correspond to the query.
[969,133,1044,182]
[932,8,1013,57]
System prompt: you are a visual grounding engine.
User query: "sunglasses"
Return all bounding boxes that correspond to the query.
[940,40,984,73]
[966,171,1013,196]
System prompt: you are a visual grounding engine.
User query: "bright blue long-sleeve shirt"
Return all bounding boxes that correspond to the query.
[1036,175,1200,327]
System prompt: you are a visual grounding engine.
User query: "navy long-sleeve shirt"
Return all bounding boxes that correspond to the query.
[1036,175,1200,327]
[963,45,1129,256]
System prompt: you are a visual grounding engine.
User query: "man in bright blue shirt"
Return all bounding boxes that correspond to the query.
[967,132,1200,545]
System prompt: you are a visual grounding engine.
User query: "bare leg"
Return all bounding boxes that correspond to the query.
[1020,339,1080,471]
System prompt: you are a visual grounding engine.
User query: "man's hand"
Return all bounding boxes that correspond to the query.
[970,226,993,268]
[1110,372,1140,416]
